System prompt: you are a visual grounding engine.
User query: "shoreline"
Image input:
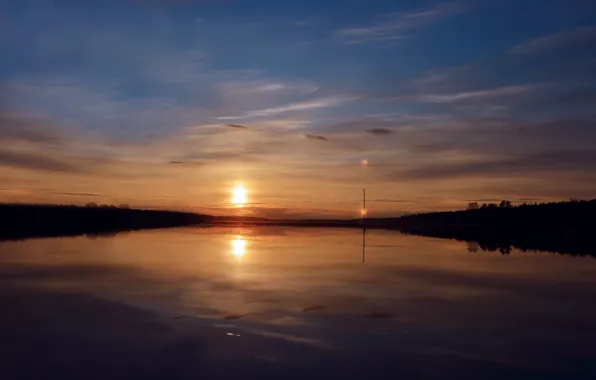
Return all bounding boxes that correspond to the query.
[1,200,594,257]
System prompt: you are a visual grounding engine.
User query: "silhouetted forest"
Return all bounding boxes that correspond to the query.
[0,203,205,240]
[2,200,595,257]
[368,199,596,257]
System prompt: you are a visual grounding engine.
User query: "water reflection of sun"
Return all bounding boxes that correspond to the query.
[231,236,246,258]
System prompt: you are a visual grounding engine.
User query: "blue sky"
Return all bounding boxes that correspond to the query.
[1,0,595,217]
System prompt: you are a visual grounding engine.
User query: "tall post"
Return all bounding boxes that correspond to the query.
[362,188,366,222]
[362,188,366,263]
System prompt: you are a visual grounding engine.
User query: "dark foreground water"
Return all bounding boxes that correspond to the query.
[1,227,595,379]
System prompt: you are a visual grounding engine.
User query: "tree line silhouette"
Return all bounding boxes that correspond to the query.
[378,199,596,257]
[0,203,206,240]
[1,199,595,257]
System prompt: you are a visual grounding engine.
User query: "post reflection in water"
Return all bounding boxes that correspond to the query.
[231,236,246,259]
[362,228,366,263]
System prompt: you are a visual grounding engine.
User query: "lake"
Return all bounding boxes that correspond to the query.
[1,226,596,379]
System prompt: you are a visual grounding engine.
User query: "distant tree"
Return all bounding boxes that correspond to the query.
[499,200,512,208]
[480,203,488,209]
[467,241,479,253]
[119,204,131,209]
[487,203,498,209]
[85,202,98,208]
[499,246,512,255]
[467,202,480,210]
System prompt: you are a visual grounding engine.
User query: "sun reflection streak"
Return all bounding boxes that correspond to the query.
[231,236,246,258]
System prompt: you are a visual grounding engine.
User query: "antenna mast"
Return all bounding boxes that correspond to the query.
[362,188,366,222]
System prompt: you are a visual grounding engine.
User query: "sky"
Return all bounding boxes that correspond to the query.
[1,0,595,218]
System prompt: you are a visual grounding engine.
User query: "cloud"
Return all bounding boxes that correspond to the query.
[406,118,596,157]
[168,160,205,167]
[0,112,64,145]
[374,46,595,125]
[0,150,79,173]
[417,84,544,103]
[369,199,415,203]
[323,117,406,134]
[366,128,393,135]
[397,150,596,181]
[52,192,102,197]
[335,2,462,45]
[217,97,351,120]
[217,80,318,97]
[509,25,596,55]
[225,124,248,129]
[304,134,328,141]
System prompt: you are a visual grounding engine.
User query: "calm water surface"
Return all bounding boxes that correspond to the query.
[1,227,596,379]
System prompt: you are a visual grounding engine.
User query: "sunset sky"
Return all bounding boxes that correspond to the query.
[1,0,595,218]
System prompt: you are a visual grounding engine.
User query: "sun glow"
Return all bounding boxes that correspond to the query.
[231,236,246,258]
[232,184,247,206]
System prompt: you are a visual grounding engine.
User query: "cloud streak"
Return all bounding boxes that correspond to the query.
[397,150,596,181]
[217,80,319,96]
[0,150,79,173]
[366,128,393,135]
[336,2,462,45]
[304,134,328,141]
[217,97,351,120]
[168,160,205,167]
[0,112,64,145]
[225,124,248,129]
[52,192,102,197]
[417,84,544,103]
[510,25,596,55]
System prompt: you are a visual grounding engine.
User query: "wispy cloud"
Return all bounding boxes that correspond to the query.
[217,96,351,120]
[304,134,328,141]
[369,198,415,203]
[217,80,318,97]
[510,25,596,55]
[0,112,64,145]
[366,128,393,135]
[335,2,462,45]
[52,192,102,197]
[167,160,205,167]
[225,124,248,129]
[418,84,544,103]
[396,150,596,180]
[0,150,79,173]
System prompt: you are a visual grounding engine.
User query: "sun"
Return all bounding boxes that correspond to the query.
[232,184,248,206]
